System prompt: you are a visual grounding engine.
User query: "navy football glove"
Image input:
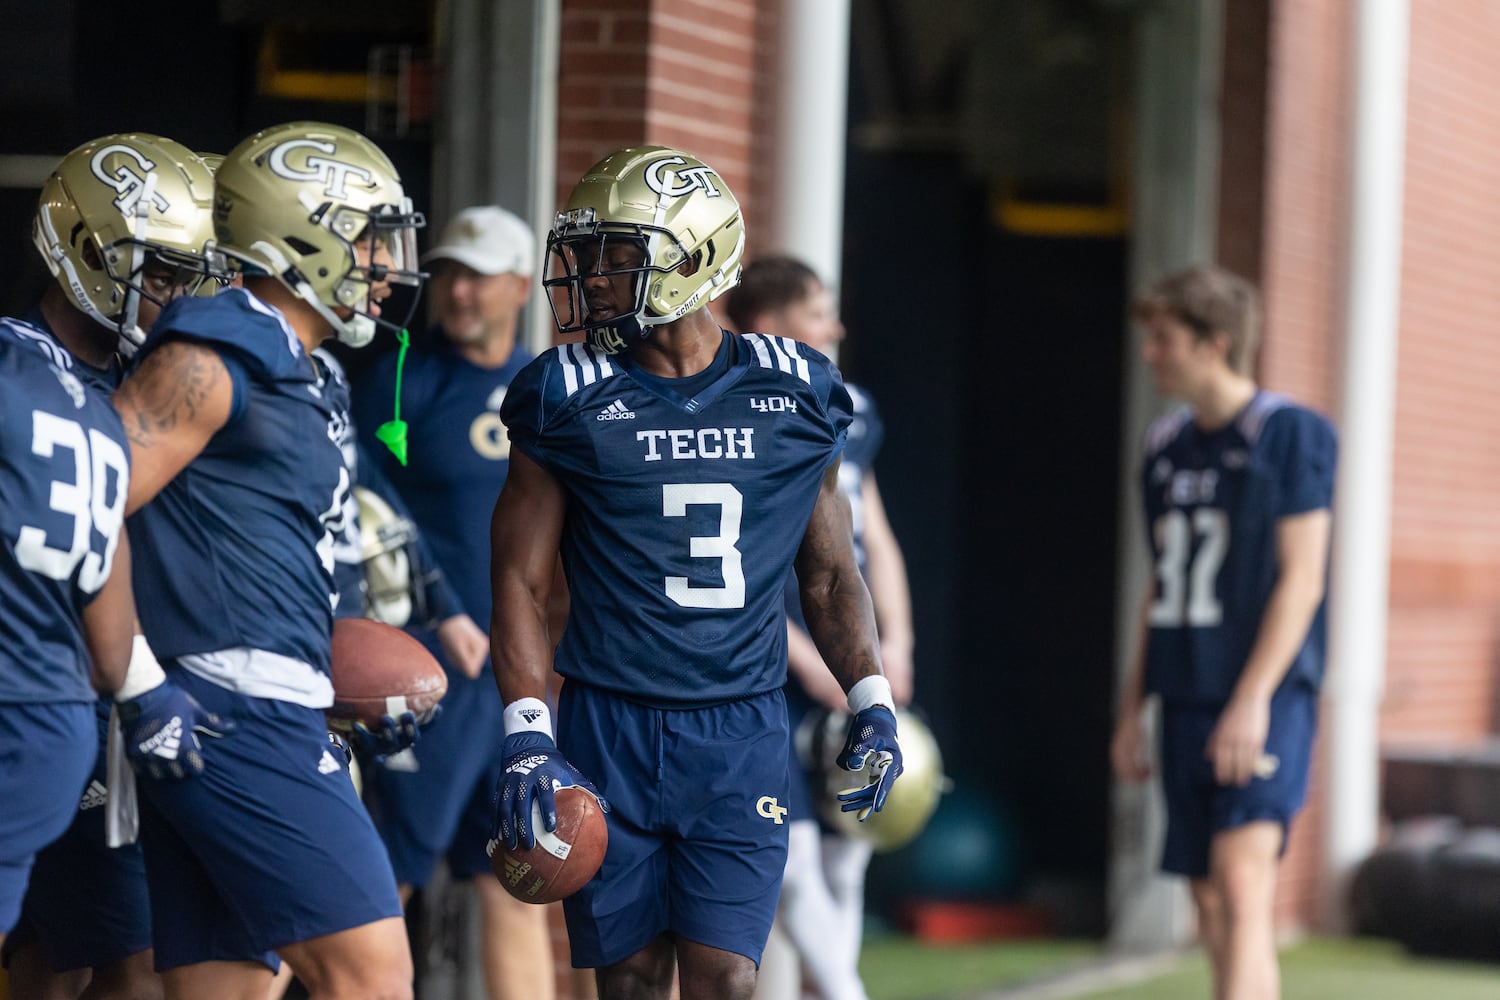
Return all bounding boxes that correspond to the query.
[118,680,233,781]
[835,705,904,821]
[492,731,606,851]
[347,704,439,761]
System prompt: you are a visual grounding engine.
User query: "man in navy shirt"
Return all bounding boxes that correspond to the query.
[355,205,551,1000]
[1112,265,1336,1000]
[489,146,904,1000]
[112,121,426,1000]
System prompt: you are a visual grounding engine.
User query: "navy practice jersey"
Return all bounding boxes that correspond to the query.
[1140,392,1337,703]
[0,318,130,703]
[127,290,349,689]
[502,332,853,707]
[355,335,534,630]
[784,382,884,632]
[314,348,365,618]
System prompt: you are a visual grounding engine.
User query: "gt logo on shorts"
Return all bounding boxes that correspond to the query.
[756,795,788,824]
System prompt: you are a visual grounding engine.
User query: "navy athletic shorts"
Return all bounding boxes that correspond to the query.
[557,681,791,968]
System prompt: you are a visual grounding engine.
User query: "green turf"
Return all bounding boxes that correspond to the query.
[859,935,1099,999]
[859,935,1500,1000]
[1072,937,1500,1000]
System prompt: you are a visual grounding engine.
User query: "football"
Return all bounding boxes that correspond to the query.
[327,617,448,731]
[490,785,608,904]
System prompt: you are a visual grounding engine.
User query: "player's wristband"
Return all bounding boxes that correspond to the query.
[503,697,554,737]
[115,635,166,702]
[847,675,895,715]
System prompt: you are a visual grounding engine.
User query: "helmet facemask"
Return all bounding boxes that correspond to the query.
[234,199,425,349]
[544,213,669,354]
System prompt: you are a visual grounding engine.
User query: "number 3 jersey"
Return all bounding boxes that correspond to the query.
[0,318,130,703]
[1140,392,1337,703]
[126,290,349,704]
[501,331,853,707]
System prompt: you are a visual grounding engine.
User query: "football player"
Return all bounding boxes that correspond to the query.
[726,256,915,1000]
[353,205,554,1000]
[2,133,226,1000]
[1112,265,1336,1000]
[487,146,904,1000]
[111,121,425,1000]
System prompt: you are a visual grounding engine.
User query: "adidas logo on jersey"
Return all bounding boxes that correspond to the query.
[596,400,636,421]
[79,779,108,811]
[318,750,342,774]
[139,717,183,760]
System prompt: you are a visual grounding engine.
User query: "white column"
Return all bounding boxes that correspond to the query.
[1108,0,1224,953]
[1323,0,1409,929]
[769,0,852,293]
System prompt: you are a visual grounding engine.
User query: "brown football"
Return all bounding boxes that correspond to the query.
[491,785,608,904]
[326,617,448,731]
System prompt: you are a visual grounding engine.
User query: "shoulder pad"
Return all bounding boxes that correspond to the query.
[143,289,310,382]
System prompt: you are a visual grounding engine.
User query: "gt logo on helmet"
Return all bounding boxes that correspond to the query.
[267,138,375,200]
[90,144,170,215]
[644,156,723,199]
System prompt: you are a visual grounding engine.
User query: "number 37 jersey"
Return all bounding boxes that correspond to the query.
[1140,392,1337,703]
[0,319,130,703]
[502,333,852,707]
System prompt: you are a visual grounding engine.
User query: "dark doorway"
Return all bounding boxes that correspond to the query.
[840,0,1132,934]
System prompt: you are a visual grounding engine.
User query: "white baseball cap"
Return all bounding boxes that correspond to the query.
[421,205,535,277]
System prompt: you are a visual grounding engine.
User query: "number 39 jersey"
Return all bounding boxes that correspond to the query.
[126,290,350,694]
[0,319,130,703]
[1140,392,1337,703]
[502,332,853,707]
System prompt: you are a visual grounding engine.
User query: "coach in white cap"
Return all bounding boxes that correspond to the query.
[352,203,552,1000]
[421,205,535,361]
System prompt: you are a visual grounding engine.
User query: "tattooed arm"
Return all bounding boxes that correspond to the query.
[113,339,234,516]
[793,459,886,693]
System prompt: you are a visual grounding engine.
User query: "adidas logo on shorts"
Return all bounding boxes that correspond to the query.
[596,400,636,421]
[79,779,108,811]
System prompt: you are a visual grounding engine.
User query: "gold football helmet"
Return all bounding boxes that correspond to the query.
[354,485,424,628]
[807,707,950,853]
[545,145,745,354]
[32,133,226,354]
[212,121,425,348]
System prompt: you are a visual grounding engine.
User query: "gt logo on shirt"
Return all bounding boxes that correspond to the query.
[471,411,512,460]
[1168,469,1219,505]
[756,796,788,825]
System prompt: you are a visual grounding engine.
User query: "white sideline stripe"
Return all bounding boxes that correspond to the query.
[963,948,1191,1000]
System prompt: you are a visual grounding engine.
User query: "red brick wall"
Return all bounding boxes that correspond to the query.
[555,0,770,250]
[1253,0,1500,932]
[1386,0,1500,749]
[1255,0,1352,930]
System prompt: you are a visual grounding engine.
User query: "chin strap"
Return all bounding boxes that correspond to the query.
[375,328,412,466]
